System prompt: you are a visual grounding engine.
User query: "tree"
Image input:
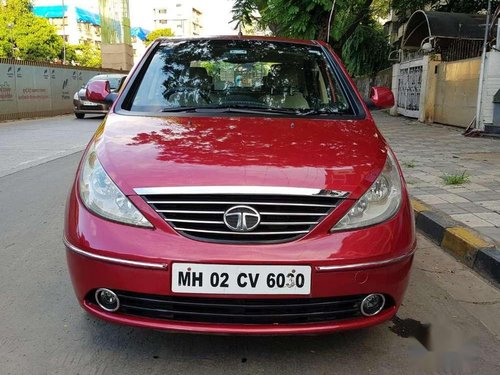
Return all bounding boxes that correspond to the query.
[145,28,175,45]
[66,43,102,68]
[0,0,63,61]
[232,0,390,76]
[342,23,391,77]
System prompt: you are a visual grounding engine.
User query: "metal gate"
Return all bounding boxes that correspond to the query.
[397,58,424,118]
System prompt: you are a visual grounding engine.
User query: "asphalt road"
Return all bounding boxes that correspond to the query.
[1,116,500,375]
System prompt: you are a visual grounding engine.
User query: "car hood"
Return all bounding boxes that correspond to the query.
[93,114,388,199]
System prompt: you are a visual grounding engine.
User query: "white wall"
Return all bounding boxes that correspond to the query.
[480,50,500,127]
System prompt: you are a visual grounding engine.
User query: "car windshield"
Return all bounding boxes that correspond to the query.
[128,40,352,115]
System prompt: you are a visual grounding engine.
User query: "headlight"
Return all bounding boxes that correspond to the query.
[79,142,152,228]
[332,150,402,231]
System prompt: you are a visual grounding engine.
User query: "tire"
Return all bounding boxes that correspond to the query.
[75,113,85,119]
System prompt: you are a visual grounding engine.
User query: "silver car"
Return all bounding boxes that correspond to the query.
[73,74,126,119]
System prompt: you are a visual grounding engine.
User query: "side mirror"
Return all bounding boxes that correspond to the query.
[86,80,117,104]
[366,86,395,110]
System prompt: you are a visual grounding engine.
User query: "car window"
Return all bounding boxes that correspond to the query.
[127,40,352,115]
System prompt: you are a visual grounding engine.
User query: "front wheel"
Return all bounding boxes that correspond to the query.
[75,113,85,119]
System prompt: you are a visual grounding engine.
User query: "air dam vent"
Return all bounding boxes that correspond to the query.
[137,187,347,244]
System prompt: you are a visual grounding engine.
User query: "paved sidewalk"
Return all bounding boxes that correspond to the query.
[374,112,500,244]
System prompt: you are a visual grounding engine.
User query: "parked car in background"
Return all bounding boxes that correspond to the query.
[73,74,126,119]
[65,36,415,335]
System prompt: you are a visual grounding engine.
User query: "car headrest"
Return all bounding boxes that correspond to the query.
[268,64,302,93]
[187,67,213,89]
[189,67,209,79]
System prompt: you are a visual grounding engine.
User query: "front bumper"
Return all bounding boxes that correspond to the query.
[73,99,108,115]
[66,241,412,334]
[64,180,416,334]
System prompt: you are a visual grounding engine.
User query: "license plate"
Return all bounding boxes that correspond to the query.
[82,100,96,106]
[172,263,311,295]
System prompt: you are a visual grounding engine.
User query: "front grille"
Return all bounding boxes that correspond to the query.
[89,291,383,325]
[142,193,344,243]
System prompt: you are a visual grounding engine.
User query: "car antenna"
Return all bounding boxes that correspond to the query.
[326,0,336,43]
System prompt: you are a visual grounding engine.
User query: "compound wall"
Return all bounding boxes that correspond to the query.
[0,59,126,121]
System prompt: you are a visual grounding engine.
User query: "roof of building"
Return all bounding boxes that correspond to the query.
[402,11,486,49]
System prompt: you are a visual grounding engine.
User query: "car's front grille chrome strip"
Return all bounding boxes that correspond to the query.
[138,187,348,244]
[135,186,350,198]
[147,200,335,208]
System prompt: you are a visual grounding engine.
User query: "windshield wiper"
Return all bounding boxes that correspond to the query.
[162,105,296,116]
[298,108,344,116]
[161,106,199,113]
[161,105,346,116]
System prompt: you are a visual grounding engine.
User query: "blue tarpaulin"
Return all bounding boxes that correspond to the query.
[33,5,68,19]
[33,5,100,26]
[75,7,101,26]
[131,27,150,41]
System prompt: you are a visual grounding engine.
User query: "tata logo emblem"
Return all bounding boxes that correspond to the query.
[223,205,260,232]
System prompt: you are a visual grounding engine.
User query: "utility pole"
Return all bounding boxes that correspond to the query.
[62,0,67,64]
[7,23,14,58]
[475,0,492,131]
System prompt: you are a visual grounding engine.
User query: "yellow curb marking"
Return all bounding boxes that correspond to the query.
[442,227,493,266]
[446,227,492,249]
[411,199,430,213]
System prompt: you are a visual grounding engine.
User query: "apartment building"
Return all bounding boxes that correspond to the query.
[33,2,101,47]
[152,0,203,37]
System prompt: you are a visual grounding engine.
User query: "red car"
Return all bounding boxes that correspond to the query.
[64,36,416,335]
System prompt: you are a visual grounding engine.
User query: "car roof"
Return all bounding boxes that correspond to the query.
[157,35,321,47]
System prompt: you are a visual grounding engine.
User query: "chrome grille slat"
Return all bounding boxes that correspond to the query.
[173,228,310,235]
[147,200,334,208]
[260,221,318,225]
[166,219,225,224]
[259,212,328,216]
[141,190,345,244]
[157,210,225,214]
[166,219,318,226]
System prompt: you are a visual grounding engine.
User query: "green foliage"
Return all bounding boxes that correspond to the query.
[402,160,416,168]
[67,44,102,68]
[146,28,175,45]
[0,0,63,61]
[441,171,470,185]
[232,0,394,76]
[342,24,391,77]
[232,0,266,29]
